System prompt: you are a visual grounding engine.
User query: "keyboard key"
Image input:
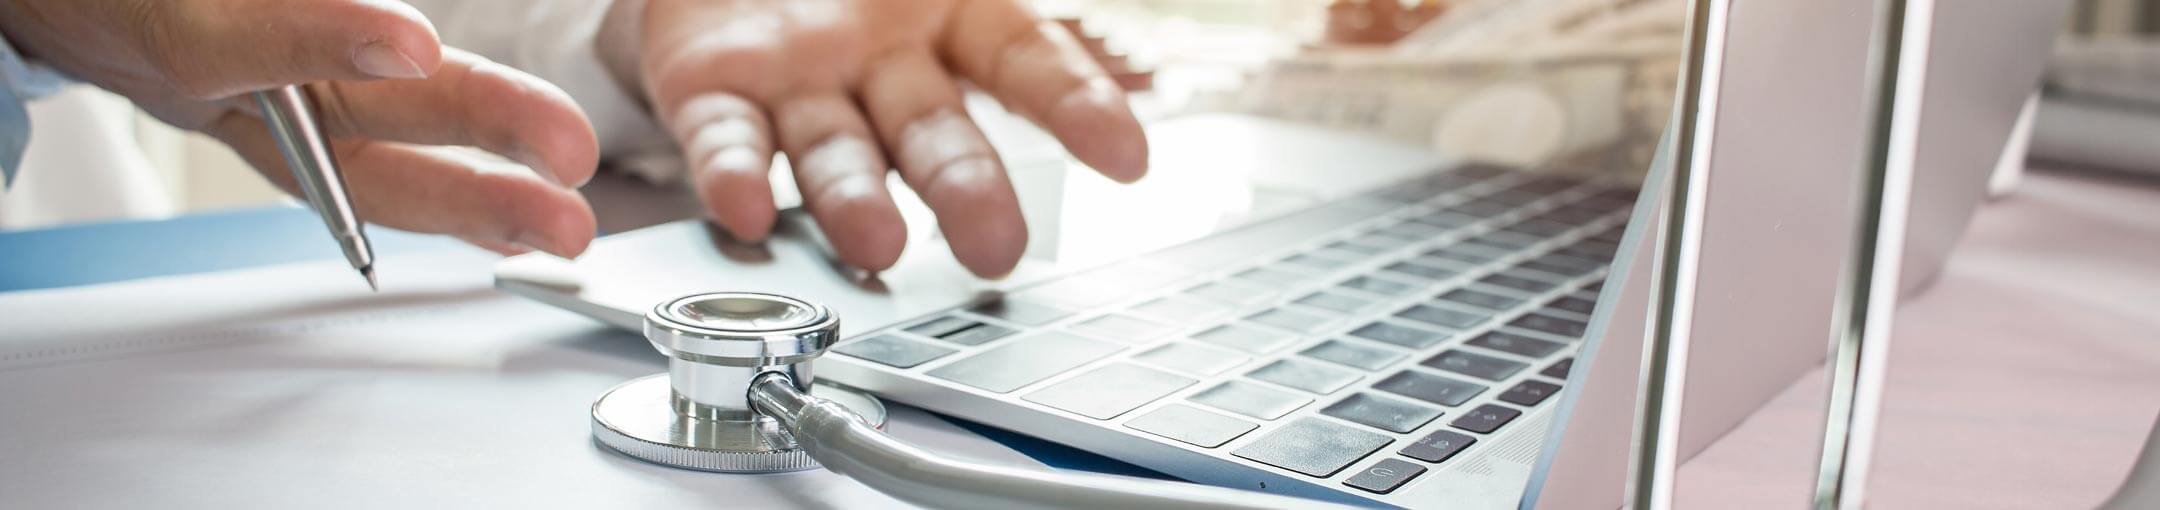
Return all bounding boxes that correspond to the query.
[1294,291,1378,315]
[1478,272,1559,294]
[1346,231,1417,251]
[1068,314,1177,344]
[1414,211,1478,229]
[1232,418,1394,478]
[1192,324,1297,353]
[1459,238,1521,255]
[1400,430,1477,463]
[1383,261,1462,282]
[1344,458,1428,494]
[1540,205,1608,224]
[1511,174,1585,193]
[904,316,1016,346]
[1245,307,1336,335]
[1323,393,1442,433]
[1126,404,1258,448]
[1451,404,1522,434]
[1128,295,1235,326]
[1521,253,1602,277]
[926,332,1124,393]
[969,298,1073,326]
[1135,342,1251,376]
[1592,227,1625,243]
[1561,239,1621,260]
[1185,279,1278,307]
[832,334,958,368]
[1024,363,1197,419]
[1498,380,1562,407]
[1467,231,1540,250]
[1548,295,1597,316]
[1018,278,1131,310]
[1395,304,1491,330]
[1235,266,1312,287]
[1282,252,1357,271]
[1301,340,1405,371]
[1380,220,1449,240]
[1541,358,1575,379]
[1374,370,1487,407]
[1349,321,1450,349]
[1509,312,1588,338]
[1423,246,1503,265]
[1154,199,1394,271]
[1338,275,1418,297]
[1423,350,1529,381]
[905,315,981,338]
[1372,184,1441,203]
[940,322,1018,346]
[1467,330,1567,359]
[1327,239,1388,255]
[1248,359,1361,394]
[1592,188,1638,204]
[1445,199,1514,217]
[1190,380,1312,420]
[1504,219,1573,238]
[1436,287,1525,311]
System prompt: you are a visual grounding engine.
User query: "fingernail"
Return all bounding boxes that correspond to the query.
[354,42,427,80]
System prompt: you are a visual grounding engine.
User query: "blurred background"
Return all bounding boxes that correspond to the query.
[3,0,2155,231]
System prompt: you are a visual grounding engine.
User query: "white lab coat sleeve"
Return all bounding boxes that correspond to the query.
[0,30,75,189]
[402,0,683,183]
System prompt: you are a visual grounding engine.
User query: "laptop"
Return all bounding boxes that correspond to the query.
[494,0,2064,506]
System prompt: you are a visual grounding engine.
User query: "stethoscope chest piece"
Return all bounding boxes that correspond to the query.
[590,292,885,473]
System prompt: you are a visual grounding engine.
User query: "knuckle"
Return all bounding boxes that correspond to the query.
[653,39,783,103]
[127,2,216,99]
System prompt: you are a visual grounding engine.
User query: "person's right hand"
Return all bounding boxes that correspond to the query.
[0,0,603,258]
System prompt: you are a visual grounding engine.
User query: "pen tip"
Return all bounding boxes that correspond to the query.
[361,266,378,292]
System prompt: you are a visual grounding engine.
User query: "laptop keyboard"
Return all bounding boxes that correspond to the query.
[828,164,1633,501]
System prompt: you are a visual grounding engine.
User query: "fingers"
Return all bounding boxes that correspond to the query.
[209,113,597,259]
[941,0,1148,182]
[669,93,780,242]
[860,50,1026,277]
[303,48,600,188]
[144,0,445,99]
[773,94,908,272]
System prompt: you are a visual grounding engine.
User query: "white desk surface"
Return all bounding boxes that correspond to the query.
[4,167,2154,508]
[1676,169,2160,508]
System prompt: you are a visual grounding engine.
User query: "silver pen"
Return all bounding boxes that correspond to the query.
[252,85,377,291]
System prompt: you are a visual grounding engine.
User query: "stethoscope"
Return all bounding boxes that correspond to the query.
[590,292,1351,509]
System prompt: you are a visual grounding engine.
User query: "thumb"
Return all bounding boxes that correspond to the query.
[139,0,444,100]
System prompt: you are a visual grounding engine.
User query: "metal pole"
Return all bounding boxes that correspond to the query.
[1622,0,1733,507]
[1814,0,1932,508]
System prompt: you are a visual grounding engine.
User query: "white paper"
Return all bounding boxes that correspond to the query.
[0,249,1042,508]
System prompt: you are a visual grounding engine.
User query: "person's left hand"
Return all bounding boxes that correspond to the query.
[601,0,1149,278]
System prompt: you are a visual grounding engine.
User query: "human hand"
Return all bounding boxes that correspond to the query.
[0,0,602,258]
[607,0,1149,277]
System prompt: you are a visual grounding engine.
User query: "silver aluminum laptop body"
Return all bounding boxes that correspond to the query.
[495,0,2063,505]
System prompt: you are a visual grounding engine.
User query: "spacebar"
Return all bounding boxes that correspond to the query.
[1152,199,1396,272]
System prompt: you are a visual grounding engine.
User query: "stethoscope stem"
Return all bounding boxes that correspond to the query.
[746,372,1353,510]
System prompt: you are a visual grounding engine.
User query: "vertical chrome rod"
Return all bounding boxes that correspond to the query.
[1814,0,1932,508]
[1623,0,1733,507]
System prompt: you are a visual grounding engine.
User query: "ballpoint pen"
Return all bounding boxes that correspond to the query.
[252,85,377,291]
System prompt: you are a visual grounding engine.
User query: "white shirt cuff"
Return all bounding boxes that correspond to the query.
[0,32,74,189]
